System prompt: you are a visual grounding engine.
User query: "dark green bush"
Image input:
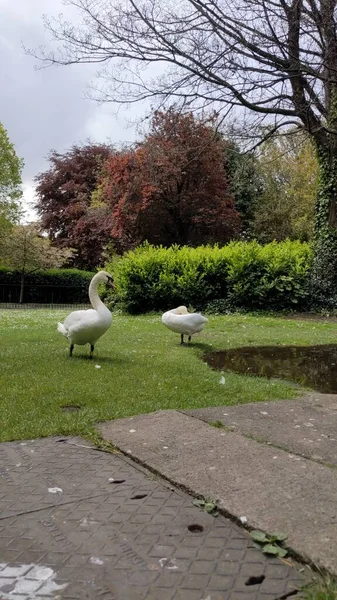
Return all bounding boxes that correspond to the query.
[0,268,94,303]
[105,240,313,313]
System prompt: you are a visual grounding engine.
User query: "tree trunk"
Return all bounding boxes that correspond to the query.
[19,272,25,304]
[311,144,337,306]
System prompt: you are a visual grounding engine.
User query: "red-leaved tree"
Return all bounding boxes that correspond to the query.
[100,110,241,252]
[34,143,114,269]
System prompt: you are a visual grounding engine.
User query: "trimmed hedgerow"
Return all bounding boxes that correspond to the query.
[106,240,313,314]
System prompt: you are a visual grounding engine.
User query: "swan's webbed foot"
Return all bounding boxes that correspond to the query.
[69,344,74,357]
[89,344,94,359]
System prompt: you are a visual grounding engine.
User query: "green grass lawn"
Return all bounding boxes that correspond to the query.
[1,309,337,443]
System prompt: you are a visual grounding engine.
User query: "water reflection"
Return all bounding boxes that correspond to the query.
[203,344,337,393]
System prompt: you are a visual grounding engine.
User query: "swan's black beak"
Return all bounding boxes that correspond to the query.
[107,277,115,289]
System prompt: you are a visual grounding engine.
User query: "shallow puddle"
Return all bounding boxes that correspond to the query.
[203,344,337,393]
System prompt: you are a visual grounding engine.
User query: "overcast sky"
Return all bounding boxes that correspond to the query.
[0,0,146,220]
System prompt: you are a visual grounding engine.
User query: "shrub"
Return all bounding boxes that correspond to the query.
[225,239,312,310]
[0,268,94,303]
[105,240,313,313]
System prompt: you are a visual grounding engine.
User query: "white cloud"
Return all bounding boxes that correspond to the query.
[0,0,152,222]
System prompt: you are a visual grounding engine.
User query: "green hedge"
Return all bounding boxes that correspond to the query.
[106,241,313,313]
[0,268,94,303]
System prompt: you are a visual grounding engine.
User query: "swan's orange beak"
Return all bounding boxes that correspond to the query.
[107,278,115,289]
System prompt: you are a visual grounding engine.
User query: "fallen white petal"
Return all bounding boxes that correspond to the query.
[159,558,178,570]
[95,365,101,369]
[90,556,104,565]
[48,487,63,494]
[219,376,225,385]
[240,516,248,524]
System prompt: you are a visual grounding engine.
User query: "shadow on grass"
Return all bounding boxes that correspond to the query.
[65,354,128,365]
[184,341,214,353]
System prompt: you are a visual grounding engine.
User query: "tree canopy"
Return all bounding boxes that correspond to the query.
[35,111,242,263]
[98,109,241,252]
[34,143,114,269]
[252,133,318,243]
[0,122,23,228]
[0,223,73,273]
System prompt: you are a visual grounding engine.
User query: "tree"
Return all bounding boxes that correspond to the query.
[34,143,114,269]
[224,141,263,235]
[35,0,337,300]
[0,223,74,303]
[252,134,318,243]
[99,109,241,252]
[70,205,113,268]
[0,122,24,230]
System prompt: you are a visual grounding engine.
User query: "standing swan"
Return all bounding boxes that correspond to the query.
[57,271,114,358]
[162,306,208,345]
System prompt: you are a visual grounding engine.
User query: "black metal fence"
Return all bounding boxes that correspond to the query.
[0,284,90,308]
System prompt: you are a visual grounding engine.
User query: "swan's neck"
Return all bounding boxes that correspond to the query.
[89,277,106,312]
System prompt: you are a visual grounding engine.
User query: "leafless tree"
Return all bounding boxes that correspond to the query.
[32,0,337,297]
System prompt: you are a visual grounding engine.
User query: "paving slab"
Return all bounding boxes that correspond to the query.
[184,393,337,465]
[0,437,304,600]
[99,410,337,575]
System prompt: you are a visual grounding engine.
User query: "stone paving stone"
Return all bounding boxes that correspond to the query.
[0,436,305,599]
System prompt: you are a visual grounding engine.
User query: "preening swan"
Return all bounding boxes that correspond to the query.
[57,271,114,358]
[162,306,208,345]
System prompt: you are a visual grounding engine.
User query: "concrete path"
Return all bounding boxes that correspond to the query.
[185,393,337,466]
[99,396,337,576]
[0,436,303,600]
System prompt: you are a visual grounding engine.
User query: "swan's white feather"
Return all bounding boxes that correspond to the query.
[162,306,208,336]
[59,309,112,346]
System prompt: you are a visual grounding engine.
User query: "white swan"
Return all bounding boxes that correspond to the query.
[162,305,208,345]
[57,271,114,358]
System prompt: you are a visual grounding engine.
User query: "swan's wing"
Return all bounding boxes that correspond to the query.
[162,312,208,334]
[176,313,208,325]
[182,314,208,330]
[63,309,97,331]
[194,314,209,324]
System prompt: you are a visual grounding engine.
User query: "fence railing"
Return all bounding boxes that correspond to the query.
[0,284,90,307]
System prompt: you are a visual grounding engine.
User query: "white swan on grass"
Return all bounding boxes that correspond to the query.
[162,305,208,345]
[57,271,114,358]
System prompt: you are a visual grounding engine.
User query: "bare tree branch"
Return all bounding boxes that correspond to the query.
[25,0,337,149]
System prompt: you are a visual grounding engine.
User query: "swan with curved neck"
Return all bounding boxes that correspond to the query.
[57,271,114,358]
[162,305,208,345]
